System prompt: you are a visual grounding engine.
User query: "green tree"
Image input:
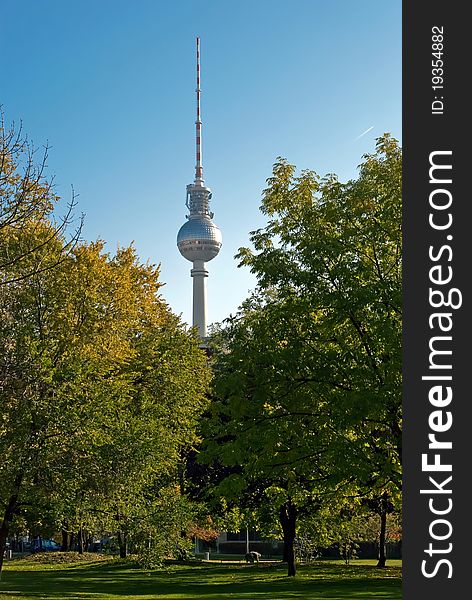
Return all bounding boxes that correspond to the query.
[0,229,211,573]
[203,135,402,574]
[48,244,211,559]
[0,114,211,573]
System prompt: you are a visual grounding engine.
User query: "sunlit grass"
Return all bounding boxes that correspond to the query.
[1,556,402,599]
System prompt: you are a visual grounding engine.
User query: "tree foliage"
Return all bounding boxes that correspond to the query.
[202,135,402,574]
[0,119,211,574]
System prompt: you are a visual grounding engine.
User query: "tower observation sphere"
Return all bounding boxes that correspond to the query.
[176,37,222,339]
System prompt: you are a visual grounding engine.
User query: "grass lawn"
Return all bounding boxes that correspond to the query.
[0,555,402,599]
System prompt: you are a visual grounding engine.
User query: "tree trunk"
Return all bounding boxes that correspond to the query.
[117,531,127,559]
[279,501,297,577]
[78,529,84,555]
[377,496,387,568]
[0,474,22,579]
[61,526,69,551]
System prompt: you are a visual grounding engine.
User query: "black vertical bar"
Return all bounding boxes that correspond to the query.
[403,2,470,597]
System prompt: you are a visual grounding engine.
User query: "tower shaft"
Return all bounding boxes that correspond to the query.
[191,260,208,337]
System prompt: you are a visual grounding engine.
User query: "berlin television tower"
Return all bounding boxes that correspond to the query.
[177,37,222,339]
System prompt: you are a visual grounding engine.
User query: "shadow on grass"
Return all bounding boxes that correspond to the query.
[0,561,402,599]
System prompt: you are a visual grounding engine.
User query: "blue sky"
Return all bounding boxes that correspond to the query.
[1,0,401,327]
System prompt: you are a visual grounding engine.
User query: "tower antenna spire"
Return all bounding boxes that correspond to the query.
[195,36,203,184]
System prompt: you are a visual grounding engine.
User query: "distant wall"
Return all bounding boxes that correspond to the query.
[217,541,284,556]
[321,541,402,560]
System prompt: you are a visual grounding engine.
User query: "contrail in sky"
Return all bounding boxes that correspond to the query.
[355,126,374,140]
